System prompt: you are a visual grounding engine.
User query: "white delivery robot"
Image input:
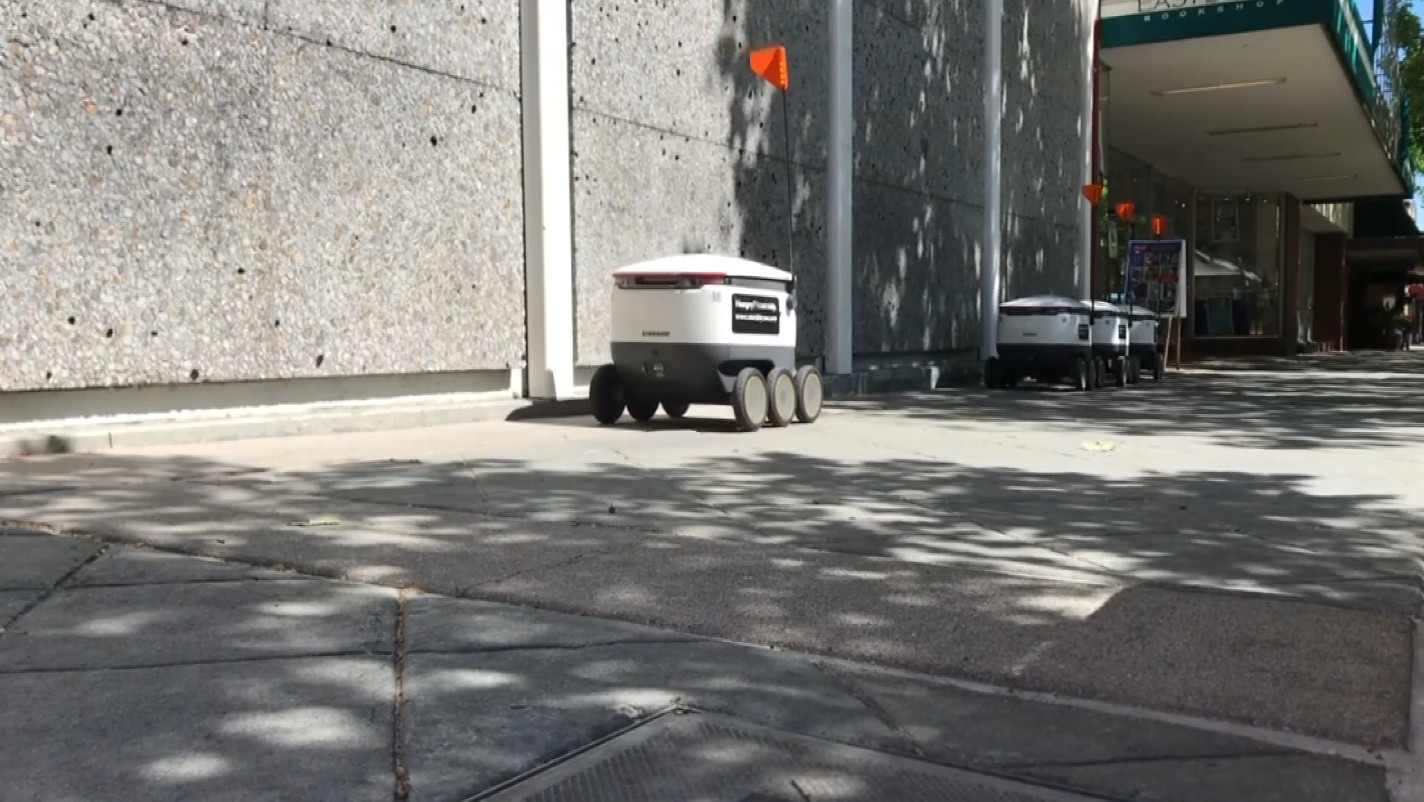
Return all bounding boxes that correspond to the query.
[589,254,824,432]
[1087,300,1130,388]
[986,295,1095,391]
[1127,305,1165,382]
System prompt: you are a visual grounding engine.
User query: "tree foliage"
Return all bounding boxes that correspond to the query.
[1398,3,1424,175]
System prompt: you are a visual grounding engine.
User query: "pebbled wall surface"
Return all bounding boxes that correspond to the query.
[0,0,525,392]
[570,0,1086,363]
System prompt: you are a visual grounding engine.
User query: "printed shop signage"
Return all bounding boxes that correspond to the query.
[1123,239,1187,319]
[1102,0,1287,20]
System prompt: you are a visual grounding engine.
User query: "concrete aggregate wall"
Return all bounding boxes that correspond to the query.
[1,0,525,392]
[570,0,1086,363]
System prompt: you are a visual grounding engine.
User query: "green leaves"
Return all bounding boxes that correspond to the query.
[1396,4,1424,178]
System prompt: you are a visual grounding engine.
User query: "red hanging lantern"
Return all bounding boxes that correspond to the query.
[1114,201,1136,222]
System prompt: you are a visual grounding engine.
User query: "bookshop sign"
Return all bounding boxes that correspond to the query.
[1101,0,1341,47]
[1103,0,1287,21]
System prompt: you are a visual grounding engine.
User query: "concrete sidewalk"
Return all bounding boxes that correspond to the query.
[3,357,1424,799]
[0,527,1395,801]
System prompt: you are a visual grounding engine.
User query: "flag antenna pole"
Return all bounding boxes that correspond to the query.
[782,90,795,275]
[749,45,795,275]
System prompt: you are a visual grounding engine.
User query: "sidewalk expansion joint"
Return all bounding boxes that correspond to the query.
[470,547,630,590]
[992,748,1303,771]
[0,541,109,635]
[299,490,673,536]
[802,652,1402,769]
[404,637,708,657]
[0,486,72,500]
[64,576,321,590]
[809,659,925,757]
[393,588,411,802]
[0,648,394,675]
[0,520,407,589]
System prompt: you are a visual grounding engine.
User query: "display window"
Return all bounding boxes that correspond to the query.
[1192,193,1283,338]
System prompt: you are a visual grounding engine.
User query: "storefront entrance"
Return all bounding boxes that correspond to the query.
[1096,148,1321,356]
[1192,192,1284,340]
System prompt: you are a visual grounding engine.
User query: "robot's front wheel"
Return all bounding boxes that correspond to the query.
[1114,357,1128,388]
[766,368,797,428]
[731,367,769,432]
[793,364,823,424]
[661,400,690,419]
[589,364,625,425]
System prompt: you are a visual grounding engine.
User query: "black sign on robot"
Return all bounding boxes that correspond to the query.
[731,293,781,335]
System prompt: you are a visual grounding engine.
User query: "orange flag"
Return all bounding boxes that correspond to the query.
[749,45,789,91]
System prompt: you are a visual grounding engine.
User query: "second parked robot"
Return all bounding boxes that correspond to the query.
[1127,305,1165,382]
[1088,300,1130,388]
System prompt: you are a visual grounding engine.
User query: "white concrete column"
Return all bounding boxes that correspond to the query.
[980,0,1003,360]
[521,0,575,400]
[826,0,854,375]
[1079,0,1099,300]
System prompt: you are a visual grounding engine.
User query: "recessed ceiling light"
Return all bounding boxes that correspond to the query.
[1243,152,1342,162]
[1153,78,1286,96]
[1207,122,1319,136]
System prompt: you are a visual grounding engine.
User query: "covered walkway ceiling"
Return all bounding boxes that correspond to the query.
[1101,23,1407,202]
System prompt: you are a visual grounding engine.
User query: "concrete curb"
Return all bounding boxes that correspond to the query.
[0,360,991,455]
[0,395,533,457]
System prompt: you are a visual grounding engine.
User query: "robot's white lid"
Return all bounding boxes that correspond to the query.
[1086,299,1126,313]
[612,254,793,282]
[999,294,1090,312]
[1127,305,1159,319]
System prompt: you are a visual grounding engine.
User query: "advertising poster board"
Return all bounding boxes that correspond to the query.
[1123,239,1186,319]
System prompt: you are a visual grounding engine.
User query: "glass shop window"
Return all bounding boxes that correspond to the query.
[1193,193,1282,338]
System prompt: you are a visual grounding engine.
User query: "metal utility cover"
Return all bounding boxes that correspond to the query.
[473,712,1107,802]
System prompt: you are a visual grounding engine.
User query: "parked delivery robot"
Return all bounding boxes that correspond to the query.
[986,295,1096,391]
[1127,305,1165,382]
[1087,300,1130,388]
[589,254,823,432]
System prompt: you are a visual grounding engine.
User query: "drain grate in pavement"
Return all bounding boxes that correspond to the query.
[473,712,1106,802]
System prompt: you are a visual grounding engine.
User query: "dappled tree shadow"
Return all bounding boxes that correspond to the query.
[834,352,1424,449]
[4,532,1389,801]
[0,428,1416,747]
[0,538,924,801]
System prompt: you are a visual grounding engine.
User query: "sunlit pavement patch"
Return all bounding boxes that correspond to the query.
[473,711,1108,802]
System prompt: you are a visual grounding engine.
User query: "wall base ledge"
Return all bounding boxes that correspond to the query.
[0,392,540,457]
